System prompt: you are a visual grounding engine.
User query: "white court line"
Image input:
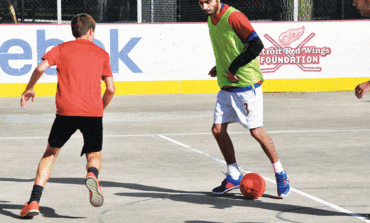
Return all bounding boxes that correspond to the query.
[2,128,370,140]
[160,129,370,136]
[156,134,227,165]
[157,134,370,223]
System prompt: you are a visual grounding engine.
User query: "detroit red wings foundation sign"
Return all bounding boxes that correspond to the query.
[259,26,331,73]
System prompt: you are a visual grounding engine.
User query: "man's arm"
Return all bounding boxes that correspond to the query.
[228,35,264,75]
[227,12,264,76]
[21,59,50,108]
[102,76,115,110]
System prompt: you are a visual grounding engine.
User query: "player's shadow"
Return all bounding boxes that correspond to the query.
[104,182,369,218]
[1,177,368,219]
[114,191,354,217]
[0,200,84,219]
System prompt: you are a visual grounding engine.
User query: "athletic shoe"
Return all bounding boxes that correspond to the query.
[212,173,243,195]
[85,172,104,207]
[275,171,290,197]
[20,201,39,218]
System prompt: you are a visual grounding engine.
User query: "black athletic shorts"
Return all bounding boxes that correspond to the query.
[48,114,103,156]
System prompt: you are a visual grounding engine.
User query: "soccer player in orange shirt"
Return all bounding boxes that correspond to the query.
[20,13,115,218]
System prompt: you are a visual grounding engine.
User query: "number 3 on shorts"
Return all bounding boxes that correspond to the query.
[244,103,249,116]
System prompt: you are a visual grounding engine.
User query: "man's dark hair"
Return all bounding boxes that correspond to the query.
[71,13,96,38]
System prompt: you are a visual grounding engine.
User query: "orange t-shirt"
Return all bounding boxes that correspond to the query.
[42,39,113,117]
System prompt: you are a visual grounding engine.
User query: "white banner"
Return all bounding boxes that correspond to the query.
[256,20,370,79]
[0,23,215,83]
[0,21,369,84]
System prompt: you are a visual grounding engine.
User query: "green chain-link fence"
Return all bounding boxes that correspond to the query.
[0,0,366,24]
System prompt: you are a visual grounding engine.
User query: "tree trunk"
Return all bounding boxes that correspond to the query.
[299,0,313,21]
[281,0,294,21]
[97,0,106,22]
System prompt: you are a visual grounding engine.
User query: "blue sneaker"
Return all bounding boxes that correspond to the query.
[212,173,243,195]
[275,171,290,197]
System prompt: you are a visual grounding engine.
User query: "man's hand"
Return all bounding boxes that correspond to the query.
[20,59,50,108]
[208,66,217,77]
[355,81,370,99]
[227,70,239,83]
[103,76,115,110]
[21,88,36,108]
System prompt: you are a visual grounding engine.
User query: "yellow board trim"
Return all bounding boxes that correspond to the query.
[262,77,369,92]
[2,77,368,97]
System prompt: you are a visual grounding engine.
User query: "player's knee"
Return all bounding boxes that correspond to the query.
[43,144,61,158]
[212,124,225,137]
[250,127,265,138]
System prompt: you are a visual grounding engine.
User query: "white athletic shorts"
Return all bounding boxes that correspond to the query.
[213,86,263,129]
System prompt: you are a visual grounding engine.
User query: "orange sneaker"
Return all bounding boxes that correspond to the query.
[20,201,39,218]
[85,172,104,207]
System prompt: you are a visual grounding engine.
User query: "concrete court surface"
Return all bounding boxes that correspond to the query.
[0,91,370,223]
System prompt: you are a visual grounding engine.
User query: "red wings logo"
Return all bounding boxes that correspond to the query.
[259,26,331,73]
[278,26,305,47]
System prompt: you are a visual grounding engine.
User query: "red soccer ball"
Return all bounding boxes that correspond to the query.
[240,173,266,200]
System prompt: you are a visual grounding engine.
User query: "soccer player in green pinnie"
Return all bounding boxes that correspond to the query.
[198,0,290,197]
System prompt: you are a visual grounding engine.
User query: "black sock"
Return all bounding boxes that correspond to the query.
[29,185,44,204]
[87,167,99,178]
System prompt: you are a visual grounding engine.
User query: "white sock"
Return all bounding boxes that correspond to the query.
[272,160,284,173]
[227,163,241,180]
